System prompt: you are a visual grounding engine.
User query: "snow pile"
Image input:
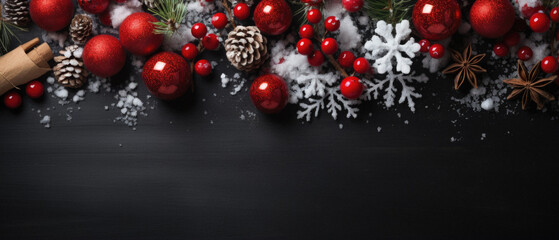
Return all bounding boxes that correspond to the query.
[112,80,149,128]
[109,0,143,28]
[220,73,246,95]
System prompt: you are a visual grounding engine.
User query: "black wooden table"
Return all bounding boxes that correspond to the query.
[1,18,559,239]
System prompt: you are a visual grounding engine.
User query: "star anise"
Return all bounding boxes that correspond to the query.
[442,43,487,90]
[503,60,557,110]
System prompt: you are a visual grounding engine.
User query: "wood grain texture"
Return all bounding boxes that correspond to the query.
[1,23,559,239]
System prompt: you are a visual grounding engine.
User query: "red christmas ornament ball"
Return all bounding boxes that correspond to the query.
[250,74,289,114]
[143,52,191,100]
[119,12,163,56]
[83,35,126,78]
[412,0,461,41]
[253,0,292,35]
[78,0,110,14]
[470,0,516,38]
[29,0,74,31]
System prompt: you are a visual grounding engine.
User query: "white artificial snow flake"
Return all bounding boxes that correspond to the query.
[364,20,420,74]
[39,115,51,129]
[361,69,428,111]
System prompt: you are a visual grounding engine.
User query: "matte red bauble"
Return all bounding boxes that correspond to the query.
[29,0,74,31]
[412,0,461,41]
[142,52,191,100]
[78,0,109,14]
[119,12,163,56]
[470,0,515,38]
[249,74,289,114]
[83,35,126,78]
[253,0,292,35]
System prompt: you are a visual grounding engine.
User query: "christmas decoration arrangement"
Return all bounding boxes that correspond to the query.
[1,0,559,133]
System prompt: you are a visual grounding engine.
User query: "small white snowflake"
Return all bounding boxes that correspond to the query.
[364,20,420,74]
[361,69,428,112]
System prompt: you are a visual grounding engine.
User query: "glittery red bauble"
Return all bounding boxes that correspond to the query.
[253,0,292,35]
[29,0,74,31]
[119,12,163,56]
[470,0,516,38]
[142,52,191,100]
[412,0,461,41]
[83,35,126,78]
[78,0,109,14]
[249,74,289,114]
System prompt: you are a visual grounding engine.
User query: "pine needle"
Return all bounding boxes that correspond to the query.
[364,0,412,25]
[148,0,188,35]
[0,4,26,54]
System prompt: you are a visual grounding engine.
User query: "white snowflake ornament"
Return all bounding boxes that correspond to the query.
[364,20,420,75]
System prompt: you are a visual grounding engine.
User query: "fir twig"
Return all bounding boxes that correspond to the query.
[148,0,188,35]
[364,0,412,25]
[0,4,25,54]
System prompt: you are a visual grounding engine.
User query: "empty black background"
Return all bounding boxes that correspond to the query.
[2,4,559,240]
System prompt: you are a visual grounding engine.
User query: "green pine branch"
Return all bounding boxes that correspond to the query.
[1,5,26,54]
[149,0,188,35]
[364,0,412,25]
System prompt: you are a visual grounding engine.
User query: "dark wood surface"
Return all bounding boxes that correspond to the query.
[1,15,559,240]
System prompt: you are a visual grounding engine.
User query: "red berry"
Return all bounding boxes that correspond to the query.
[342,0,364,12]
[25,81,44,99]
[307,50,325,66]
[517,46,533,61]
[234,3,250,20]
[181,43,198,60]
[321,38,338,55]
[551,7,559,23]
[503,32,520,47]
[307,9,322,24]
[353,57,369,74]
[299,24,314,39]
[297,38,314,55]
[3,91,22,109]
[324,16,340,32]
[493,43,509,57]
[212,13,228,29]
[418,39,430,53]
[338,51,355,68]
[530,12,550,33]
[429,43,444,59]
[194,59,212,76]
[191,23,207,38]
[541,56,559,74]
[202,33,219,50]
[340,76,364,99]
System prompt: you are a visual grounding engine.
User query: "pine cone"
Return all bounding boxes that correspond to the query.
[69,14,93,45]
[3,0,30,27]
[141,0,158,9]
[224,26,269,72]
[54,45,89,88]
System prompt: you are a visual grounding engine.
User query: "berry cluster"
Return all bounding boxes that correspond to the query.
[417,39,445,59]
[296,3,371,100]
[491,6,559,74]
[3,81,44,110]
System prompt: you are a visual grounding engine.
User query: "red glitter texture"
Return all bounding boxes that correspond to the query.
[78,0,109,14]
[142,52,191,101]
[29,0,74,32]
[253,0,292,35]
[412,0,461,41]
[250,74,289,114]
[470,0,516,38]
[83,35,126,78]
[119,12,164,56]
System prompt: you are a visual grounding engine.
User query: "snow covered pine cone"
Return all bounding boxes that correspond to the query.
[225,26,268,72]
[70,14,93,45]
[3,0,30,27]
[54,45,89,88]
[141,0,158,9]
